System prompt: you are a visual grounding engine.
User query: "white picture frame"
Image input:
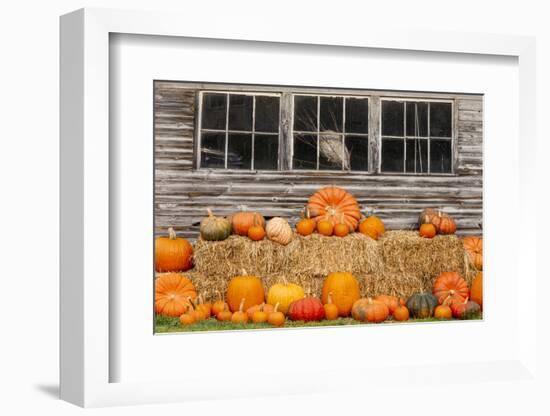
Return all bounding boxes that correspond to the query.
[60,7,540,408]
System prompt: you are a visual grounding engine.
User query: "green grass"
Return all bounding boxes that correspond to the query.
[154,314,480,334]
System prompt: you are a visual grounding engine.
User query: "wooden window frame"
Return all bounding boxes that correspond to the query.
[379,97,456,176]
[196,90,282,171]
[289,93,370,172]
[194,85,461,176]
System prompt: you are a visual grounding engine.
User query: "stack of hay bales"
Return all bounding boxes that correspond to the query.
[166,230,473,300]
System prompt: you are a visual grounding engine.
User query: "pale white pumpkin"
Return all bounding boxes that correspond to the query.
[265,217,293,245]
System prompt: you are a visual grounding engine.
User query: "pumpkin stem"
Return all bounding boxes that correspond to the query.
[168,227,177,240]
[206,208,214,217]
[274,302,280,313]
[187,296,196,311]
[239,298,245,313]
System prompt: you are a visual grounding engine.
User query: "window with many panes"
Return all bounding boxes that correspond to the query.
[292,95,369,171]
[199,92,281,170]
[381,100,453,174]
[197,90,455,175]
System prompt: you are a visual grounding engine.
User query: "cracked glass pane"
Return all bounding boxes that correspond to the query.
[430,139,452,173]
[200,132,225,168]
[345,98,369,134]
[346,135,369,171]
[254,134,278,170]
[320,96,343,132]
[406,139,428,173]
[293,134,317,169]
[406,102,428,137]
[201,93,227,130]
[319,134,345,170]
[227,133,252,169]
[294,96,318,132]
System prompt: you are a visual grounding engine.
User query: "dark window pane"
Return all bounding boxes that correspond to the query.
[382,101,404,136]
[345,135,369,171]
[200,132,225,168]
[320,96,343,132]
[406,139,428,173]
[345,98,369,134]
[294,96,318,132]
[201,93,227,130]
[319,134,344,170]
[254,135,278,170]
[406,102,428,137]
[228,95,253,131]
[430,102,452,137]
[293,134,317,169]
[430,139,452,173]
[381,138,404,172]
[255,96,280,133]
[227,133,252,169]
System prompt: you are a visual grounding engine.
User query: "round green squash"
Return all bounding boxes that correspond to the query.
[406,292,438,319]
[200,209,232,241]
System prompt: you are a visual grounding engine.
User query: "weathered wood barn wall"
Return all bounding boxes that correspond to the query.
[154,81,483,240]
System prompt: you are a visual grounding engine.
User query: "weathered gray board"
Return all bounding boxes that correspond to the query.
[154,81,483,240]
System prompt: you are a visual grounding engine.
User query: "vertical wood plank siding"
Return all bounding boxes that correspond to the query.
[154,82,483,240]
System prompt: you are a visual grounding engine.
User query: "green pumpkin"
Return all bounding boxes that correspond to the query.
[406,292,438,319]
[200,209,232,241]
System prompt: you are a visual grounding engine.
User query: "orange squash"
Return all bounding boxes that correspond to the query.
[216,304,232,321]
[155,273,197,317]
[419,223,436,238]
[393,305,410,321]
[321,272,361,317]
[351,298,389,323]
[323,292,339,320]
[211,290,228,317]
[155,227,193,272]
[359,216,385,240]
[179,313,195,326]
[333,222,350,237]
[246,303,275,320]
[464,236,483,270]
[432,272,469,305]
[470,271,483,308]
[267,303,285,327]
[226,275,265,312]
[317,220,334,236]
[307,186,361,231]
[231,298,248,324]
[434,304,453,320]
[374,295,405,316]
[228,211,265,236]
[247,225,266,241]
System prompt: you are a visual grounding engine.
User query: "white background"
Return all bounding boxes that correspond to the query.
[1,0,549,414]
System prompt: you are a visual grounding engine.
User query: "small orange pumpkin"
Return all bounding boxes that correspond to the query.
[434,303,453,320]
[251,304,269,323]
[155,227,193,272]
[296,208,316,236]
[179,313,195,326]
[323,292,339,320]
[267,303,285,327]
[155,273,197,317]
[211,290,228,317]
[317,220,334,236]
[419,223,436,238]
[231,298,248,324]
[374,295,405,316]
[216,304,232,321]
[195,294,212,318]
[438,215,457,235]
[464,236,483,270]
[247,225,266,241]
[246,303,275,320]
[351,298,390,323]
[393,305,410,321]
[359,216,385,240]
[333,222,350,237]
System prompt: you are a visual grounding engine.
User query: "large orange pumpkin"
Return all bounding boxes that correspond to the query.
[226,275,265,312]
[470,272,483,308]
[464,236,483,270]
[155,227,193,272]
[321,272,361,317]
[155,273,197,317]
[432,272,469,304]
[228,211,265,236]
[307,186,361,231]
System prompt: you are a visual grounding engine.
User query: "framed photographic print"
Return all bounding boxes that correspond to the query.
[60,7,541,408]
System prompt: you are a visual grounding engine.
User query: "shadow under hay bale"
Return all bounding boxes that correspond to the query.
[158,230,470,301]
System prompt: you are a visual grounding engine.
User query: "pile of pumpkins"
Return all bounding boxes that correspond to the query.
[199,186,386,245]
[155,269,483,327]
